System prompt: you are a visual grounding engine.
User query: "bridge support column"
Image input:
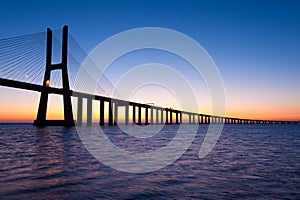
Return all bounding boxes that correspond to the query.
[170,111,173,124]
[180,112,182,124]
[34,25,74,127]
[125,104,129,125]
[156,109,159,124]
[138,106,142,125]
[145,107,149,125]
[99,100,104,126]
[150,108,153,124]
[77,97,82,126]
[114,103,118,126]
[87,98,92,126]
[161,109,164,124]
[165,110,169,124]
[108,101,113,126]
[132,105,136,124]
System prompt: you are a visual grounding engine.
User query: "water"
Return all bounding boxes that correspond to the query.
[0,124,299,199]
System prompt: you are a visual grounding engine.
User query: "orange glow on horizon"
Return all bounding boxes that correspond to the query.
[0,87,300,123]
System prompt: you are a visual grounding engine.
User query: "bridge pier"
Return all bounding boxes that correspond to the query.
[99,100,104,126]
[170,110,173,124]
[155,108,159,124]
[161,109,163,124]
[108,101,113,126]
[145,107,149,125]
[176,112,179,124]
[125,104,129,125]
[77,97,83,126]
[150,108,154,124]
[87,98,92,126]
[165,109,169,124]
[132,105,136,124]
[34,25,74,127]
[138,106,142,125]
[114,102,118,126]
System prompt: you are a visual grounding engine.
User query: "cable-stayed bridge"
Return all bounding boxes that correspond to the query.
[0,26,299,126]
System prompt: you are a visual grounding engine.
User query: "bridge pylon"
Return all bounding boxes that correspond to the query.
[34,25,74,127]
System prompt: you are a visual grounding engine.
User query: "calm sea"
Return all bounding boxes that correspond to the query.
[0,124,299,199]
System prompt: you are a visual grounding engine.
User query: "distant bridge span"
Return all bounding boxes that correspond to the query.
[1,77,299,126]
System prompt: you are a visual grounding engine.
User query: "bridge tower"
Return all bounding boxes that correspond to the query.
[34,25,74,127]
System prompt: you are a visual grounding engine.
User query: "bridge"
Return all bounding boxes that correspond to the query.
[0,25,299,126]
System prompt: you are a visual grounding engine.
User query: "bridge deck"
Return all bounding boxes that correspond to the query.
[1,77,299,125]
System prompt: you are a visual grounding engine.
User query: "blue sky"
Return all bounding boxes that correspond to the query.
[0,0,300,121]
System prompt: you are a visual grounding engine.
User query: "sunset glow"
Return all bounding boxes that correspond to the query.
[0,1,299,123]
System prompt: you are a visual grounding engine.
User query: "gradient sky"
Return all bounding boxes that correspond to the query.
[0,0,299,122]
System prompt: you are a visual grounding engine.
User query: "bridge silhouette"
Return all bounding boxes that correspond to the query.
[0,26,299,126]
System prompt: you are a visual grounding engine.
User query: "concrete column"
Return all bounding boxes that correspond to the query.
[193,114,195,124]
[161,109,163,124]
[165,110,169,124]
[132,105,136,124]
[138,106,142,125]
[145,107,149,125]
[170,111,173,124]
[77,97,82,126]
[99,100,104,126]
[114,103,118,125]
[125,104,129,125]
[150,108,153,124]
[87,98,92,126]
[156,109,159,124]
[189,114,191,124]
[108,101,113,126]
[180,112,182,124]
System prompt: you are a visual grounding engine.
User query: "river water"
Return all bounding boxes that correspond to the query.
[0,124,299,199]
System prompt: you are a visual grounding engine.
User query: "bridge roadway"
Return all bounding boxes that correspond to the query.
[1,77,299,125]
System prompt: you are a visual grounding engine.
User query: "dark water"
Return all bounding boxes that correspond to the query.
[0,124,299,199]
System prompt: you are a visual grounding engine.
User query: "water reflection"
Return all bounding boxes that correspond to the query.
[0,124,299,199]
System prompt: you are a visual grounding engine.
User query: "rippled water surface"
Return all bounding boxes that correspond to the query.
[0,124,299,199]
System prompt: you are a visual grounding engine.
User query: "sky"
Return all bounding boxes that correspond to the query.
[0,0,299,122]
